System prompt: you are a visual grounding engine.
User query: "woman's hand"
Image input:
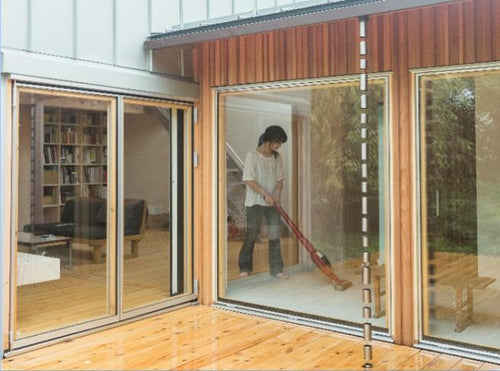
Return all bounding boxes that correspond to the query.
[273,194,281,205]
[263,192,274,205]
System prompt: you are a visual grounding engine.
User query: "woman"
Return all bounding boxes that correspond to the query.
[238,125,289,279]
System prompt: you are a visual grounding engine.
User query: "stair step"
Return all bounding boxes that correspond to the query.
[227,168,241,173]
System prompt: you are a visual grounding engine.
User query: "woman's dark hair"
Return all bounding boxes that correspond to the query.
[260,125,288,144]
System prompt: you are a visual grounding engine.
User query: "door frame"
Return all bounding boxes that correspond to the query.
[7,81,196,352]
[412,61,500,362]
[212,74,394,340]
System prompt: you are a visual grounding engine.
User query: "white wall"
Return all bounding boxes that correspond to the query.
[76,0,114,64]
[1,0,343,66]
[155,0,343,31]
[1,0,184,71]
[124,111,170,214]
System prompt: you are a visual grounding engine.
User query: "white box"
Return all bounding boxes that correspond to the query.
[17,252,60,286]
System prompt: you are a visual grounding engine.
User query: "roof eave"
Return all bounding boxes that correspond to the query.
[145,0,456,49]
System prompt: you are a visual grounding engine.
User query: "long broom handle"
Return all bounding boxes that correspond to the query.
[273,203,314,254]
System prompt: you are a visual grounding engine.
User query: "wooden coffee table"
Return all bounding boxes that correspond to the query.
[17,232,72,269]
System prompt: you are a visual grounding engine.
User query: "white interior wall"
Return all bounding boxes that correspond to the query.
[124,112,170,214]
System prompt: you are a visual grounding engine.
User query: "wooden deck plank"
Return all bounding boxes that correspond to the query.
[478,361,500,370]
[422,353,463,370]
[164,317,296,369]
[2,306,496,370]
[453,358,485,370]
[374,343,420,370]
[5,306,218,369]
[280,334,361,370]
[395,350,444,370]
[196,327,322,370]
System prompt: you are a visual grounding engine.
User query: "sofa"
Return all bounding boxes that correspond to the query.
[25,197,147,263]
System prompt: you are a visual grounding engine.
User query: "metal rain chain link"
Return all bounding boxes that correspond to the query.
[359,15,373,370]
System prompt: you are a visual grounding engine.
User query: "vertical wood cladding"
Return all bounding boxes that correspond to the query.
[194,0,499,86]
[192,0,500,347]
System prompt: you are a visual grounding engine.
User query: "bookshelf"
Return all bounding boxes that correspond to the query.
[35,105,108,223]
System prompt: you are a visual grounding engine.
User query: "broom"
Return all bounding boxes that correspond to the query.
[273,203,353,291]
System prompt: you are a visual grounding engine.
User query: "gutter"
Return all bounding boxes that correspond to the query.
[145,0,456,49]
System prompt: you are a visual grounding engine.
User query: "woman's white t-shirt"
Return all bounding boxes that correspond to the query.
[242,149,285,207]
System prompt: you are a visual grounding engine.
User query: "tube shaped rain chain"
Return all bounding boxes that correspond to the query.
[359,15,373,370]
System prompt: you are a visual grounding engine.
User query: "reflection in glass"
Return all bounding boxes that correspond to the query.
[122,102,173,311]
[16,91,112,338]
[420,72,500,350]
[220,80,388,328]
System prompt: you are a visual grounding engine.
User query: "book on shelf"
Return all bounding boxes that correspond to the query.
[44,126,58,143]
[83,148,98,163]
[38,106,108,223]
[61,127,80,144]
[61,166,79,184]
[84,166,101,183]
[44,146,58,164]
[60,147,80,164]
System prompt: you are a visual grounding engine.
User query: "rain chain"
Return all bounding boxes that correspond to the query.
[359,15,373,369]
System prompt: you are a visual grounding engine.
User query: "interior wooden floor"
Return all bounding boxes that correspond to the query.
[15,228,171,337]
[3,305,499,370]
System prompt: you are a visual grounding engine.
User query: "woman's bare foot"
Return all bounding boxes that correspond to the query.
[273,272,289,280]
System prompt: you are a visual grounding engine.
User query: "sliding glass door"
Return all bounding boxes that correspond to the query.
[217,77,390,330]
[122,100,191,312]
[418,67,500,352]
[12,86,193,349]
[14,88,116,345]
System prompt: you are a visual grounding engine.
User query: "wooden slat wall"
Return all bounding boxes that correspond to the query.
[193,0,500,347]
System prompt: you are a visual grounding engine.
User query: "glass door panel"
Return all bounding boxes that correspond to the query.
[218,78,389,329]
[15,89,115,340]
[419,70,500,351]
[123,101,185,311]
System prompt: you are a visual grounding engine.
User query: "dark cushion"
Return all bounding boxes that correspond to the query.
[24,197,145,240]
[24,222,76,236]
[62,197,106,225]
[72,225,107,240]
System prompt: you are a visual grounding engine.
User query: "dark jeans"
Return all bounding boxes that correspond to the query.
[239,205,285,275]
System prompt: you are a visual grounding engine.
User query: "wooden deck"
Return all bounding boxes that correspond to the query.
[2,305,499,370]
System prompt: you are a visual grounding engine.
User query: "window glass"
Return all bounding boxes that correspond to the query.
[420,70,500,350]
[122,102,178,311]
[219,79,389,328]
[16,90,113,338]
